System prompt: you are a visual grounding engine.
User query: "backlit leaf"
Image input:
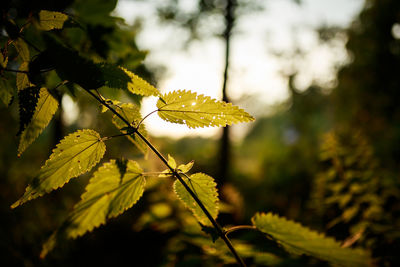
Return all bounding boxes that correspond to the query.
[100,63,159,96]
[16,62,32,91]
[174,173,219,226]
[252,212,371,266]
[111,103,148,154]
[157,90,255,128]
[177,160,194,173]
[38,10,68,31]
[11,129,106,208]
[18,88,59,156]
[18,86,40,135]
[167,154,177,169]
[40,159,145,257]
[13,38,30,61]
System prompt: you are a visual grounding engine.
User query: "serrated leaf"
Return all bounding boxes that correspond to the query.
[18,88,59,156]
[0,78,14,106]
[38,10,68,31]
[18,86,40,135]
[40,159,145,257]
[178,160,194,173]
[69,159,145,236]
[99,63,159,96]
[17,62,33,91]
[174,173,219,226]
[111,103,148,154]
[252,212,371,267]
[13,38,30,61]
[157,90,255,128]
[11,129,106,208]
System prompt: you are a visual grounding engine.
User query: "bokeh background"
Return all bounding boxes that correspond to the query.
[1,0,399,266]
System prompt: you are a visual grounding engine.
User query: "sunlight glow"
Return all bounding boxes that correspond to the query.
[115,0,364,139]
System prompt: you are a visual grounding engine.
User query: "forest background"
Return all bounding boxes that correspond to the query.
[0,0,399,266]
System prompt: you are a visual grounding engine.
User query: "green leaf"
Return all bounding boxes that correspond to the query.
[18,88,59,156]
[157,90,255,128]
[100,63,159,97]
[11,129,106,208]
[111,103,148,154]
[38,10,68,31]
[174,173,219,226]
[252,212,371,266]
[0,77,14,106]
[40,159,145,257]
[13,38,30,61]
[177,160,194,173]
[16,62,32,91]
[18,86,40,135]
[167,154,177,169]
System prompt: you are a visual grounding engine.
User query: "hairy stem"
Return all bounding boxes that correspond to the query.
[85,88,246,267]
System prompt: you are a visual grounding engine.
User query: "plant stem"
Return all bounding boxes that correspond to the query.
[85,88,246,267]
[225,225,257,237]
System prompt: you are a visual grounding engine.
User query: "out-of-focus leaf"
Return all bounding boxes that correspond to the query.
[38,10,68,30]
[0,78,14,106]
[252,212,371,266]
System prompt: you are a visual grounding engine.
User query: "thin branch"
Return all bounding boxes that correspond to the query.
[84,88,246,267]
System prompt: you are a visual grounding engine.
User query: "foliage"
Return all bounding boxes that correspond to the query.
[311,130,400,265]
[0,0,393,266]
[252,212,370,266]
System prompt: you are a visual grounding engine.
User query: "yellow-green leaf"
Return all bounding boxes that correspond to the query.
[11,129,106,208]
[252,212,371,267]
[111,103,148,154]
[16,62,32,91]
[167,154,177,169]
[13,38,30,61]
[177,160,194,173]
[18,88,59,156]
[174,173,219,226]
[38,10,68,31]
[40,159,145,257]
[157,90,255,128]
[100,63,159,97]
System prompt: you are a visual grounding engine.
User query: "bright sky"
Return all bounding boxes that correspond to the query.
[114,0,364,139]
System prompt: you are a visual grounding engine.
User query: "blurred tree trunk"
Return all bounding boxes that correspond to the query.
[218,0,236,185]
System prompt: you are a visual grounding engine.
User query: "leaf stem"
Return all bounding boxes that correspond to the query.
[136,109,158,129]
[225,225,257,237]
[85,88,246,267]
